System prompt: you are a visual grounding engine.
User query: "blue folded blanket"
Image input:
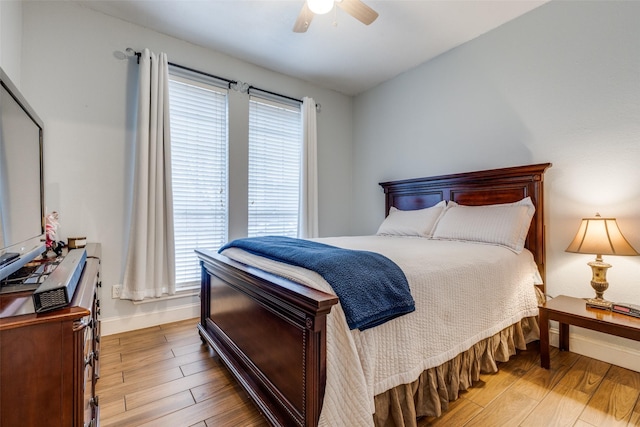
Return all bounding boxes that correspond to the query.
[219,236,415,330]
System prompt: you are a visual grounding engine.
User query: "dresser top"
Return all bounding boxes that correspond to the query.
[0,243,100,329]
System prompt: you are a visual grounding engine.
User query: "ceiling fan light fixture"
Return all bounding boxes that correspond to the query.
[307,0,334,15]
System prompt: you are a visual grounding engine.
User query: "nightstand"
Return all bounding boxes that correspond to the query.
[539,294,640,368]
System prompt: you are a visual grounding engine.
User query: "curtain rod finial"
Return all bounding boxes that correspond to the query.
[123,47,141,64]
[231,81,249,93]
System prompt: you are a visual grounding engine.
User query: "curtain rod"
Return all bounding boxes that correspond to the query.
[248,85,302,105]
[169,62,237,88]
[131,49,237,89]
[128,49,314,109]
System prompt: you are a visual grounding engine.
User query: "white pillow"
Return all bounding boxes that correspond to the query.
[376,200,446,238]
[431,197,535,253]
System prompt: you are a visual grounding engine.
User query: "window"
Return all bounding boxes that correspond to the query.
[168,72,228,288]
[248,96,302,237]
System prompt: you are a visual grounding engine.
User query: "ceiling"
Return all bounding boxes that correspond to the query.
[76,0,548,96]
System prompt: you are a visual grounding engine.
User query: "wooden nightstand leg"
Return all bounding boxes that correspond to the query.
[559,323,570,351]
[539,308,550,369]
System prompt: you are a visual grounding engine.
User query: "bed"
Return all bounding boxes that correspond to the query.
[196,162,551,427]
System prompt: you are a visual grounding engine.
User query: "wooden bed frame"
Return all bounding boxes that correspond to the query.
[196,162,551,427]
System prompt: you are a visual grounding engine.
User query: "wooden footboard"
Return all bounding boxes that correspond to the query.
[196,249,338,427]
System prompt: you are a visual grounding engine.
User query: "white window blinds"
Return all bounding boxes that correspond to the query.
[248,96,302,238]
[168,74,228,287]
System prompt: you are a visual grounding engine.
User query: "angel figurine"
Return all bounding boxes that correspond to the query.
[45,211,62,256]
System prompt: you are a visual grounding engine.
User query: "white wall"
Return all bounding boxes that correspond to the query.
[353,1,640,370]
[0,0,23,85]
[18,1,353,334]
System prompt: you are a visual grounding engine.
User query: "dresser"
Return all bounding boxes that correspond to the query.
[0,243,101,427]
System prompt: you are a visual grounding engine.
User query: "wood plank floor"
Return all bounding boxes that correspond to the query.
[98,318,640,427]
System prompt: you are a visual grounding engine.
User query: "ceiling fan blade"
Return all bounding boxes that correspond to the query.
[336,0,378,25]
[293,2,314,33]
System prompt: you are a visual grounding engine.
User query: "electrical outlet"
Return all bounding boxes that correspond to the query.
[112,284,122,299]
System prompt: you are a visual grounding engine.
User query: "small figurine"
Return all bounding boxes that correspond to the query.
[44,211,64,256]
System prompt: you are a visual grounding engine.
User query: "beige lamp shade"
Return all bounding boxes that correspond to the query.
[566,213,638,309]
[566,214,639,256]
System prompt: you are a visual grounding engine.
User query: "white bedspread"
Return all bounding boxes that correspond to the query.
[221,235,542,427]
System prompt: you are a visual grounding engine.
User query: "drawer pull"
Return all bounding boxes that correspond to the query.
[76,317,93,330]
[84,352,94,368]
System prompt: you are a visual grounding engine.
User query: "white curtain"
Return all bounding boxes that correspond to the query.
[299,97,318,238]
[122,48,176,300]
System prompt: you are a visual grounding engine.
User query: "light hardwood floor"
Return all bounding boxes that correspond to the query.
[98,318,640,427]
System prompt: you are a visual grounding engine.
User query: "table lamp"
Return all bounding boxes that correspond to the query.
[566,213,639,309]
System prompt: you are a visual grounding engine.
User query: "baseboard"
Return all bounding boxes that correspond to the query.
[100,302,199,336]
[549,326,640,372]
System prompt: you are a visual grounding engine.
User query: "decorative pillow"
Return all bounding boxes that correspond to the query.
[431,197,535,253]
[376,200,446,238]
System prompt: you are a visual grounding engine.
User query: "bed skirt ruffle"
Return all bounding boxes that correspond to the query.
[373,315,540,427]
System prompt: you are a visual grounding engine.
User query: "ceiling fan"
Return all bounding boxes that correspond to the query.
[293,0,379,33]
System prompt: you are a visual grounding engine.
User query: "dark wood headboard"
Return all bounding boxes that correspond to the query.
[379,163,551,285]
